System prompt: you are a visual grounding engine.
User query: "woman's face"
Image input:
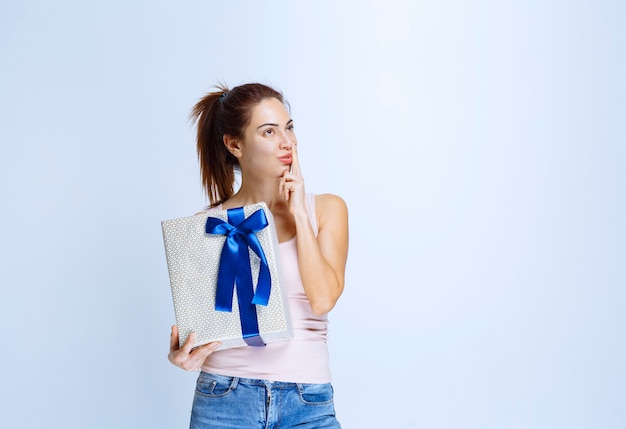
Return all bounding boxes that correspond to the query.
[238,97,297,178]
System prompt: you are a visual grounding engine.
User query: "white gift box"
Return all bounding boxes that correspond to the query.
[161,202,293,350]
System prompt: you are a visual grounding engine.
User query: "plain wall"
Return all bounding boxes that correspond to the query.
[1,1,624,428]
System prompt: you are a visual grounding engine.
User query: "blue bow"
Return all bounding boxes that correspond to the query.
[205,207,272,346]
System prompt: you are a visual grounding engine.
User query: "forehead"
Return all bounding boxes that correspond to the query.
[249,97,290,126]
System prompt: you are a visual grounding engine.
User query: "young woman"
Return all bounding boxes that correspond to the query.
[168,83,349,428]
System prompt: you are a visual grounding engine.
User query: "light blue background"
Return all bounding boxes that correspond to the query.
[1,1,624,428]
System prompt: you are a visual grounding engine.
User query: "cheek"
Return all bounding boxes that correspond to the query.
[242,138,271,157]
[244,143,275,167]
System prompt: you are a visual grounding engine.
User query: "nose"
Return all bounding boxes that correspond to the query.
[280,132,295,149]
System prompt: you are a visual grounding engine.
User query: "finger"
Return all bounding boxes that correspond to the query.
[194,341,222,357]
[169,325,179,352]
[284,180,290,201]
[290,144,302,176]
[183,342,221,372]
[181,331,197,354]
[279,175,290,201]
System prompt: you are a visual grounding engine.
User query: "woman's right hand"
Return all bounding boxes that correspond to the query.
[168,325,221,372]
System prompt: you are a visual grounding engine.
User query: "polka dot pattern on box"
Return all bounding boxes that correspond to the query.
[161,202,293,350]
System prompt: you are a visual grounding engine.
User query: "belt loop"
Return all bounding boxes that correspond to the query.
[230,377,239,390]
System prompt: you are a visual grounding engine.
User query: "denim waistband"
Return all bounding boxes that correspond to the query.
[199,371,329,388]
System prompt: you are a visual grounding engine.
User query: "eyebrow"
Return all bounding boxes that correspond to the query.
[256,119,293,130]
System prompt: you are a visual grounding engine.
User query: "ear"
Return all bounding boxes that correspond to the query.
[223,134,242,158]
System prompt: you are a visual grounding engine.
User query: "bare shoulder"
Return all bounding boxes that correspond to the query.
[315,193,348,229]
[315,193,348,215]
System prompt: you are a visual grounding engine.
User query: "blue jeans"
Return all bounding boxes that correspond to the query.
[190,372,341,428]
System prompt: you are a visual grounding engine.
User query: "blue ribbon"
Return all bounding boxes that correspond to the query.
[205,207,272,346]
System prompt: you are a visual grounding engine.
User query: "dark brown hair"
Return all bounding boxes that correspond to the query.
[190,83,285,206]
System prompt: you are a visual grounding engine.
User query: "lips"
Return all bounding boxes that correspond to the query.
[279,155,292,165]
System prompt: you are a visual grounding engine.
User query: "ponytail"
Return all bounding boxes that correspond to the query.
[190,85,236,206]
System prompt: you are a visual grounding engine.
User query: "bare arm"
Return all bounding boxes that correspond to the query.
[294,193,348,314]
[280,147,349,315]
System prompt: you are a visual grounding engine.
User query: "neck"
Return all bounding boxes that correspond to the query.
[223,178,286,212]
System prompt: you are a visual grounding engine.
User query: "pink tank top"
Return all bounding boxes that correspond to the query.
[200,193,331,383]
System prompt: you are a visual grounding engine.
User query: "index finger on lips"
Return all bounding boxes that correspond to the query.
[290,144,302,176]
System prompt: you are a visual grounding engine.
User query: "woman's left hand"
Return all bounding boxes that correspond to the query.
[279,144,306,215]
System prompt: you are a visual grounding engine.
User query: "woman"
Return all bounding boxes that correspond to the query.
[168,82,349,428]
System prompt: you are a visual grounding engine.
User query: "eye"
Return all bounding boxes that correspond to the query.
[287,123,295,132]
[264,128,275,136]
